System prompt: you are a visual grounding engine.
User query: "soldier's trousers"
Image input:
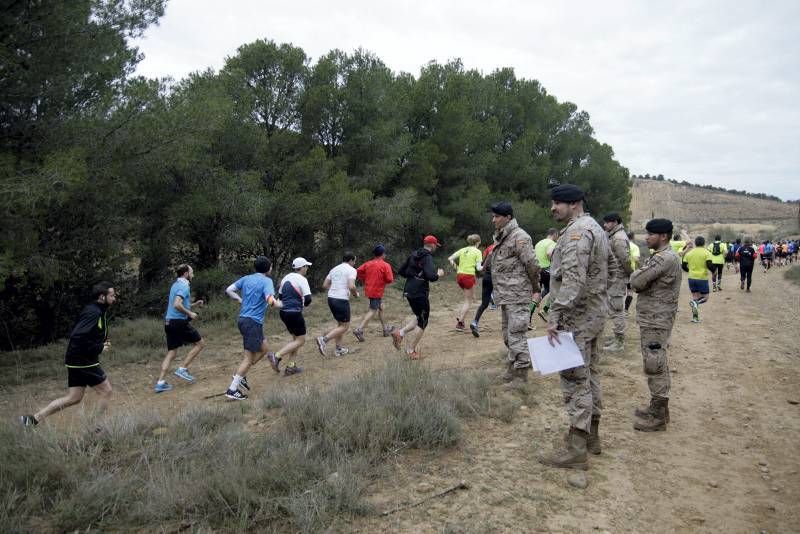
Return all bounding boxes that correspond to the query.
[608,293,626,335]
[559,327,603,432]
[639,327,671,398]
[501,303,531,369]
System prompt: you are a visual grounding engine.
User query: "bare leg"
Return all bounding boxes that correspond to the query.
[357,309,376,330]
[34,387,86,423]
[181,338,205,368]
[325,323,349,347]
[158,350,178,382]
[276,336,305,359]
[91,379,113,415]
[458,287,474,323]
[408,327,426,352]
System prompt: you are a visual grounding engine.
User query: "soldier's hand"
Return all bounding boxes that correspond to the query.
[546,323,561,347]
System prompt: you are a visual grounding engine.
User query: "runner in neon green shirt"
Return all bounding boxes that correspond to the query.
[670,233,688,257]
[706,235,727,291]
[681,236,714,322]
[531,228,558,323]
[448,234,483,332]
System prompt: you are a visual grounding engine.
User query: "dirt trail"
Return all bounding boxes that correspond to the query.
[3,267,799,533]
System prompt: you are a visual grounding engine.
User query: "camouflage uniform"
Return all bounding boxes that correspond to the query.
[492,218,540,369]
[548,214,610,432]
[628,244,682,397]
[606,223,632,336]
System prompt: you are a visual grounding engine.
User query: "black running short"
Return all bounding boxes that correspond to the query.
[327,297,351,323]
[279,310,306,337]
[67,365,107,388]
[164,319,202,350]
[407,296,430,330]
[237,317,264,353]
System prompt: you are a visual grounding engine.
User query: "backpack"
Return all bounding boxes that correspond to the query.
[765,243,774,255]
[712,241,721,255]
[398,251,424,278]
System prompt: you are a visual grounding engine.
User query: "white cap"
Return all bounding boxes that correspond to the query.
[292,257,313,269]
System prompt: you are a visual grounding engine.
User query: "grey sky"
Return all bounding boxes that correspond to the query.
[132,0,800,200]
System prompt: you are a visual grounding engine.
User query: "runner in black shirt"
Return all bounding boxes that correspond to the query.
[19,282,116,426]
[736,238,757,292]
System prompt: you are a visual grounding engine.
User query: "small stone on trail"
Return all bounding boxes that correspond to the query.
[708,481,718,488]
[719,450,729,455]
[758,461,769,467]
[771,486,780,493]
[760,466,769,473]
[787,399,799,405]
[520,405,529,410]
[761,475,771,481]
[568,472,588,489]
[544,425,552,432]
[327,472,339,483]
[416,482,434,493]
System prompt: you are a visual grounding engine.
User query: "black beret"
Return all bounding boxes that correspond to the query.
[645,218,673,235]
[602,212,622,223]
[550,184,585,202]
[490,201,514,217]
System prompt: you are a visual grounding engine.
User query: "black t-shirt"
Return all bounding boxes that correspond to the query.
[738,245,756,267]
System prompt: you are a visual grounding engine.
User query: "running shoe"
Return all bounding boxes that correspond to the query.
[691,317,701,323]
[740,281,745,290]
[352,328,365,342]
[690,300,699,322]
[409,350,421,360]
[284,364,303,376]
[239,375,251,391]
[391,330,403,350]
[154,381,173,393]
[455,320,465,332]
[19,415,38,426]
[335,346,350,357]
[470,320,480,338]
[266,352,280,373]
[316,336,327,356]
[174,367,195,382]
[382,325,395,337]
[489,303,497,311]
[225,389,247,400]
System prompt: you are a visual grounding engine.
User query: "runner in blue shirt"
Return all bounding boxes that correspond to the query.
[223,256,282,400]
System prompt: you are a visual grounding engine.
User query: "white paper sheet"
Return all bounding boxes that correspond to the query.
[527,332,585,375]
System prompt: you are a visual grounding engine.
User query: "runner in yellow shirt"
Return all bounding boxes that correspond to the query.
[448,234,483,332]
[706,234,727,291]
[682,236,714,322]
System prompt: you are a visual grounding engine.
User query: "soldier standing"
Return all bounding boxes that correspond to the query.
[539,184,610,470]
[490,202,540,386]
[628,218,682,431]
[601,213,632,352]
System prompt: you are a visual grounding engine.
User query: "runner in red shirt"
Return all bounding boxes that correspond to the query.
[352,244,395,341]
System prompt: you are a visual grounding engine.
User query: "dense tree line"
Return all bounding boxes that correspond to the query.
[632,175,793,203]
[0,1,630,349]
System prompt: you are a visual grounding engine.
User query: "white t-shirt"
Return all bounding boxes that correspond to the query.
[326,263,357,300]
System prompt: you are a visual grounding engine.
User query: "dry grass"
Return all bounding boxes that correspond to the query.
[1,361,509,532]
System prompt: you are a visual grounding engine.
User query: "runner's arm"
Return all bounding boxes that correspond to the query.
[322,276,332,290]
[173,295,197,320]
[225,283,242,303]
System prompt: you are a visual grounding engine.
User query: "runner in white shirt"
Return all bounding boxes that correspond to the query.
[316,252,359,357]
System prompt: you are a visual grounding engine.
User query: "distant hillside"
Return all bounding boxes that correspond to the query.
[630,178,799,237]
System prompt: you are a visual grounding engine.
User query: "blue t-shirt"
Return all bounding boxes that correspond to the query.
[165,279,191,320]
[235,273,275,324]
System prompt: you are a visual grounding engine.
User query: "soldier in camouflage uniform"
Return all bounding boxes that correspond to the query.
[490,202,541,385]
[601,213,632,352]
[628,218,682,431]
[539,184,610,470]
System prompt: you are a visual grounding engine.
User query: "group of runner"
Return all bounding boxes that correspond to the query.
[16,220,800,423]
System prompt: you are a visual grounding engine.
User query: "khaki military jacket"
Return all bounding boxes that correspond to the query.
[492,218,540,305]
[548,214,610,330]
[607,223,632,295]
[629,244,682,329]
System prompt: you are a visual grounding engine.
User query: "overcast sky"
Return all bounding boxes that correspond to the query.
[132,0,800,200]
